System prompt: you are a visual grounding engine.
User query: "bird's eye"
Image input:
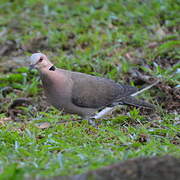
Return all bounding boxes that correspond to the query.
[39,57,43,62]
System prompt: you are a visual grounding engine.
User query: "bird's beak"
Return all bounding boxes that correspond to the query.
[29,64,35,71]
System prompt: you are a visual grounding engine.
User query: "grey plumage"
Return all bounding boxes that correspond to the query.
[30,53,155,118]
[71,71,138,108]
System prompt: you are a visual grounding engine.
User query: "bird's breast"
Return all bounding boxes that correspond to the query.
[40,71,73,107]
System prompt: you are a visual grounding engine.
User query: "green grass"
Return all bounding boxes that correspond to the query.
[0,112,179,179]
[0,0,180,179]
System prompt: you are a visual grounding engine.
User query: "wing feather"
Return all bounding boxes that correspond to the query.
[71,72,138,108]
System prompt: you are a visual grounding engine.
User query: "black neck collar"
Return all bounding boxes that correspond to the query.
[49,65,56,71]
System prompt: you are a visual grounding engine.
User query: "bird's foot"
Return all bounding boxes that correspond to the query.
[87,118,96,126]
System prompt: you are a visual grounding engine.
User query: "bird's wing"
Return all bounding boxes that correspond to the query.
[71,72,138,108]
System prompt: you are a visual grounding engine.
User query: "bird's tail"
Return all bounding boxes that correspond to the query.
[121,96,155,109]
[111,81,159,109]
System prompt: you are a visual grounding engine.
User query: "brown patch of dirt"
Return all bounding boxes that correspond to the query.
[123,63,179,113]
[8,98,32,120]
[157,82,180,113]
[0,40,18,56]
[154,56,178,68]
[0,36,49,57]
[21,36,49,53]
[137,134,149,143]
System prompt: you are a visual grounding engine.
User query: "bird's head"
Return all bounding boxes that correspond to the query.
[29,53,55,71]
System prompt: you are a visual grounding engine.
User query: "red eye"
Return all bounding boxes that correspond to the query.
[39,57,43,62]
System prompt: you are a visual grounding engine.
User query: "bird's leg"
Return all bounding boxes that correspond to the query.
[82,115,96,126]
[83,107,115,126]
[88,118,96,126]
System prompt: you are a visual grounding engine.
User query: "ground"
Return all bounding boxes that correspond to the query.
[0,0,179,179]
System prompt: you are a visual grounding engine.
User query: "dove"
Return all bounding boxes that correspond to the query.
[29,53,156,119]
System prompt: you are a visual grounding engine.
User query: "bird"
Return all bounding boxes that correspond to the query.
[29,53,156,119]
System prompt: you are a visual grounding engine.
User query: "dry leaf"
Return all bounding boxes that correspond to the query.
[37,122,51,129]
[0,117,12,125]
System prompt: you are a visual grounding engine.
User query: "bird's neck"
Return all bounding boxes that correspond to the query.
[38,65,53,73]
[39,68,66,84]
